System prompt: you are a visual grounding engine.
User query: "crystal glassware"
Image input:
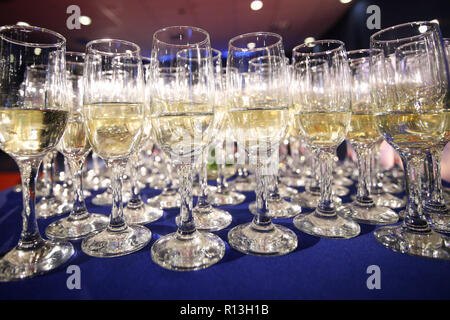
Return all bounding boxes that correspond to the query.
[292,40,360,239]
[371,21,450,259]
[338,49,398,225]
[81,39,152,257]
[0,25,74,281]
[150,26,225,270]
[45,51,109,240]
[226,32,298,256]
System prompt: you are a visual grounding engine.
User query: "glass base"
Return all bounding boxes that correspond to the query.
[424,201,450,233]
[333,176,354,187]
[146,191,180,209]
[151,230,225,271]
[232,180,256,192]
[81,224,152,257]
[382,182,404,194]
[209,190,246,206]
[228,220,297,256]
[280,176,306,187]
[372,193,406,209]
[374,225,450,260]
[338,202,398,225]
[36,196,72,219]
[292,191,342,209]
[293,210,360,239]
[124,201,163,225]
[193,185,217,197]
[91,190,131,206]
[45,212,109,241]
[333,185,350,197]
[0,239,74,282]
[249,198,302,219]
[176,206,232,231]
[278,184,299,198]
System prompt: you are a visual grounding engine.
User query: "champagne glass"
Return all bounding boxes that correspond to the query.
[81,39,152,257]
[371,21,450,259]
[150,26,225,270]
[29,67,70,218]
[185,48,233,231]
[338,49,398,225]
[123,57,164,225]
[226,32,298,256]
[292,40,360,239]
[423,38,450,233]
[0,25,74,281]
[45,52,109,240]
[207,57,246,207]
[246,57,301,219]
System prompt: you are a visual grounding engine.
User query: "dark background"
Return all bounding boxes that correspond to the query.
[0,0,449,188]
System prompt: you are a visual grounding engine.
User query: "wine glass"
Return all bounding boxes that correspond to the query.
[338,49,398,225]
[292,40,360,239]
[29,66,71,218]
[246,57,301,219]
[371,21,450,259]
[45,52,109,240]
[81,39,152,257]
[122,56,164,225]
[226,32,298,256]
[0,25,74,281]
[150,26,225,270]
[185,48,233,231]
[422,37,450,233]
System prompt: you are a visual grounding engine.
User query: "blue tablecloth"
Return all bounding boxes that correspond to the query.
[0,181,449,300]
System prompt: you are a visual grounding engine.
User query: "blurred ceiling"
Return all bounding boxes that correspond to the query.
[0,0,351,56]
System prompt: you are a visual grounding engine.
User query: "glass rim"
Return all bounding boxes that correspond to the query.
[0,24,66,48]
[152,25,210,48]
[347,48,382,64]
[86,38,141,56]
[292,39,345,57]
[66,51,85,65]
[228,32,283,52]
[370,21,438,45]
[212,48,222,61]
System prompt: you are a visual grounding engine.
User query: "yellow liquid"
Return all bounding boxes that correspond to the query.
[228,106,289,147]
[0,108,68,159]
[375,111,444,150]
[84,102,143,160]
[295,111,350,148]
[347,113,380,148]
[151,101,214,159]
[60,113,91,158]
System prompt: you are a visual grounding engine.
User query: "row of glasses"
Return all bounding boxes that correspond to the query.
[226,32,298,256]
[370,21,450,259]
[291,40,361,239]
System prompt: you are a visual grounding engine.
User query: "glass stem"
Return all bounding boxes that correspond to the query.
[316,150,335,216]
[49,151,57,198]
[253,162,272,227]
[403,156,430,232]
[17,158,44,249]
[198,149,210,208]
[307,150,320,194]
[355,147,374,205]
[68,156,88,218]
[129,152,142,205]
[429,147,445,204]
[177,163,196,236]
[107,160,127,231]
